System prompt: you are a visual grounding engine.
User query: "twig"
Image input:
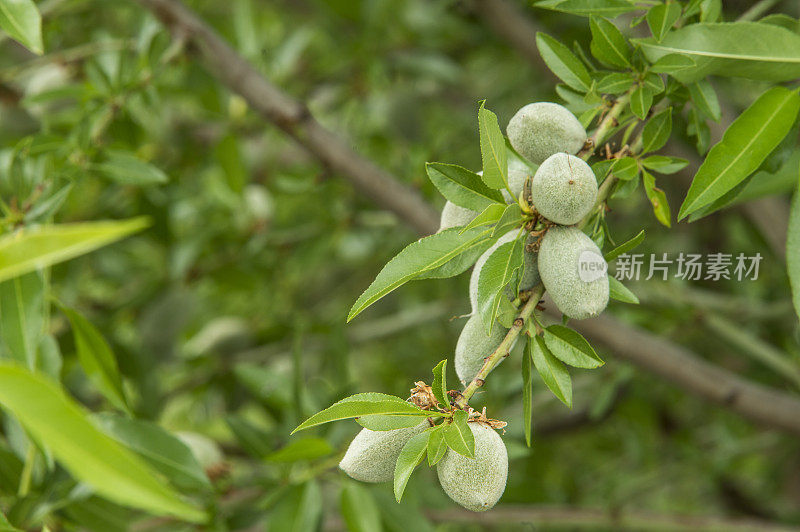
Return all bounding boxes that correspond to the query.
[133,0,439,236]
[737,0,780,22]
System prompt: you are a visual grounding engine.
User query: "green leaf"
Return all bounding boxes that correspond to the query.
[94,413,212,492]
[491,203,524,237]
[688,79,721,121]
[543,325,604,368]
[597,72,634,94]
[611,157,639,181]
[641,155,688,174]
[643,72,665,94]
[0,0,42,54]
[393,431,430,502]
[478,101,508,190]
[679,87,800,219]
[426,163,504,211]
[649,53,696,74]
[477,238,523,335]
[292,393,428,433]
[347,227,490,321]
[0,364,205,522]
[640,107,672,154]
[270,481,322,532]
[646,2,681,42]
[426,425,447,466]
[357,414,425,431]
[92,151,168,186]
[687,107,711,154]
[536,33,592,92]
[532,335,572,407]
[431,360,450,409]
[522,340,533,447]
[534,0,639,17]
[788,171,800,322]
[590,16,631,68]
[630,85,653,120]
[0,509,20,532]
[636,22,800,83]
[605,230,644,260]
[608,276,639,304]
[459,203,506,234]
[642,171,671,227]
[443,410,475,458]
[0,218,149,284]
[0,272,44,369]
[265,438,333,463]
[341,482,382,532]
[61,306,129,413]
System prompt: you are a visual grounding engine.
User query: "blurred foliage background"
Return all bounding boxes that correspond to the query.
[1,0,799,530]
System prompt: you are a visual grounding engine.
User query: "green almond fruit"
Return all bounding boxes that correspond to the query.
[339,421,429,483]
[438,201,479,233]
[506,102,586,165]
[455,314,508,385]
[436,423,508,512]
[531,153,597,226]
[537,226,609,320]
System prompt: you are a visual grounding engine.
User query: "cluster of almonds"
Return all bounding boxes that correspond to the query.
[338,103,610,513]
[448,102,610,387]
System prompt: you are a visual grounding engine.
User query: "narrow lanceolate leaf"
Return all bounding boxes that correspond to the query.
[0,272,44,368]
[460,204,506,234]
[641,155,688,174]
[543,325,604,368]
[348,227,490,321]
[271,481,322,532]
[357,414,424,431]
[636,22,800,83]
[650,53,696,74]
[92,151,168,186]
[589,16,631,68]
[534,0,639,17]
[0,364,205,522]
[62,306,129,413]
[394,431,430,502]
[426,163,504,211]
[94,413,212,492]
[431,360,450,409]
[492,203,523,237]
[0,218,149,284]
[630,85,653,120]
[443,410,475,458]
[609,276,639,304]
[688,80,721,121]
[532,336,572,408]
[426,426,447,466]
[522,340,534,447]
[265,438,333,463]
[536,32,592,92]
[292,393,428,433]
[597,72,634,94]
[646,2,681,42]
[0,0,43,54]
[643,171,671,227]
[640,107,672,154]
[788,172,800,322]
[341,482,382,532]
[605,230,644,261]
[679,87,800,220]
[478,101,508,190]
[477,238,523,335]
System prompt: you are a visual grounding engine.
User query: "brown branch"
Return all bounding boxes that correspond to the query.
[133,0,439,236]
[565,313,800,438]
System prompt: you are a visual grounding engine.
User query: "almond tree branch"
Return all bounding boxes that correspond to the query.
[132,0,439,236]
[134,0,800,437]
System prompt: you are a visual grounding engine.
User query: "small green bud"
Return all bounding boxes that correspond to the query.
[531,153,597,225]
[339,421,429,483]
[436,423,508,512]
[438,201,478,233]
[537,226,609,320]
[455,314,508,385]
[507,102,586,165]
